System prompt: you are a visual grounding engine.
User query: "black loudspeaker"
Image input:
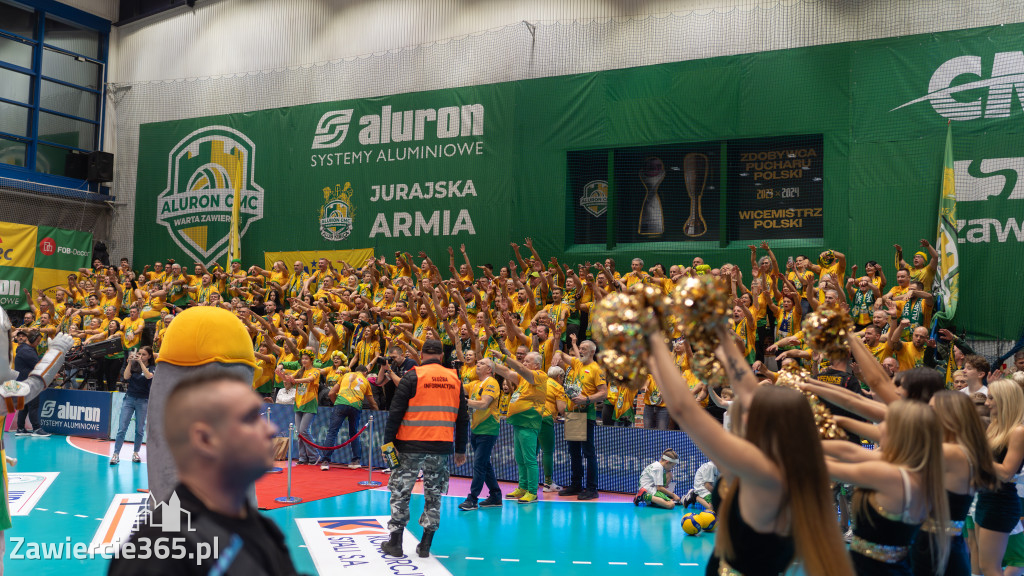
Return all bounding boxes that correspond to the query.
[86,151,113,182]
[64,151,89,179]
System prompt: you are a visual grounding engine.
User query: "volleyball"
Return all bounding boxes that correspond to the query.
[695,511,717,532]
[680,512,702,535]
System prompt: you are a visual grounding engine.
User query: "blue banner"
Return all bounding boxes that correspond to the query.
[39,388,112,439]
[262,406,706,495]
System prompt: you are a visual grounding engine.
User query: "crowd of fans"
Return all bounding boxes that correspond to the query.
[14,235,1024,573]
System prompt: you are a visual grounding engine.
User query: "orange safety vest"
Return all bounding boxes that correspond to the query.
[396,362,461,443]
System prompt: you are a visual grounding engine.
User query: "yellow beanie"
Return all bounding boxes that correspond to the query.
[156,306,256,368]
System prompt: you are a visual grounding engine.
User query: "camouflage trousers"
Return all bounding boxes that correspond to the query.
[387,452,450,534]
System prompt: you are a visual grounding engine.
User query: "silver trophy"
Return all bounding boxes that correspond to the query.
[637,157,665,236]
[683,153,709,237]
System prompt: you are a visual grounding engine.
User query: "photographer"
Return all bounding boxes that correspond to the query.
[374,344,417,410]
[111,347,155,465]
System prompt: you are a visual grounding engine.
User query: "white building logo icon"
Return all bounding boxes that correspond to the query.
[133,491,195,533]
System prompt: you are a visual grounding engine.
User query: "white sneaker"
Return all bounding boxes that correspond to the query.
[347,460,361,469]
[542,483,562,493]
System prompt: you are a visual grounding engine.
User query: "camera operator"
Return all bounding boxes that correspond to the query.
[374,344,417,411]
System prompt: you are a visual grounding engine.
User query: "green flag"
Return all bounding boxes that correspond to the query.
[934,123,959,322]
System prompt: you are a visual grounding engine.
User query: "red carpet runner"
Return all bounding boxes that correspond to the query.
[255,462,390,510]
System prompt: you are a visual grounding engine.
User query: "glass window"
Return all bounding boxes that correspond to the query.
[41,80,97,121]
[0,67,31,103]
[0,1,36,39]
[42,47,100,89]
[34,142,69,175]
[44,16,98,59]
[0,137,27,168]
[0,35,34,68]
[0,101,29,137]
[38,111,95,151]
[0,2,107,172]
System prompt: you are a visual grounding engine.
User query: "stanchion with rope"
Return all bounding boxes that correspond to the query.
[295,420,370,452]
[274,423,302,504]
[358,415,382,487]
[265,405,283,474]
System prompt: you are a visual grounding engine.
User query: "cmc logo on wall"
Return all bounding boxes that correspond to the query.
[893,51,1024,120]
[156,126,265,267]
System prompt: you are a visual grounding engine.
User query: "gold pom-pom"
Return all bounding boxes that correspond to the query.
[773,365,847,440]
[801,309,853,359]
[591,291,653,385]
[674,276,733,340]
[691,350,726,388]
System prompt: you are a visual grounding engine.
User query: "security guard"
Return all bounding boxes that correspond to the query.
[381,339,469,558]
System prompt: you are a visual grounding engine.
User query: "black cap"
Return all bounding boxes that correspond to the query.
[422,339,443,355]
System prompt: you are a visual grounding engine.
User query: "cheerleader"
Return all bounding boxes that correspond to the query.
[914,391,998,576]
[646,321,853,576]
[971,379,1024,576]
[824,400,950,576]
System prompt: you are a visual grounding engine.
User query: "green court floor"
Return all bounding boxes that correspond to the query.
[2,432,716,575]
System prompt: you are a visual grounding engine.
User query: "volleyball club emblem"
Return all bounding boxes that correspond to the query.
[319,183,355,241]
[579,180,608,217]
[156,126,265,267]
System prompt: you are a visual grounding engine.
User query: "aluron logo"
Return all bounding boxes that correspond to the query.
[156,126,264,267]
[892,51,1024,120]
[41,400,100,422]
[310,104,484,149]
[311,110,355,149]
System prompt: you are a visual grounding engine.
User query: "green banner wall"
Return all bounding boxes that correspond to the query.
[134,23,1024,340]
[0,222,92,310]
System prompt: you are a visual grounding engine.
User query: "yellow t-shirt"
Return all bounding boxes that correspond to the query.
[870,340,894,363]
[895,342,926,372]
[614,383,639,420]
[353,339,381,368]
[563,357,604,419]
[910,266,936,293]
[315,332,338,365]
[819,259,845,287]
[644,374,665,407]
[254,352,278,391]
[334,372,371,410]
[732,318,756,359]
[121,317,144,350]
[543,379,569,419]
[507,369,547,430]
[467,377,501,435]
[788,270,815,299]
[459,364,478,388]
[294,368,321,413]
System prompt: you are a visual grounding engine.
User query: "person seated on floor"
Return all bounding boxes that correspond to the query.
[633,448,683,508]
